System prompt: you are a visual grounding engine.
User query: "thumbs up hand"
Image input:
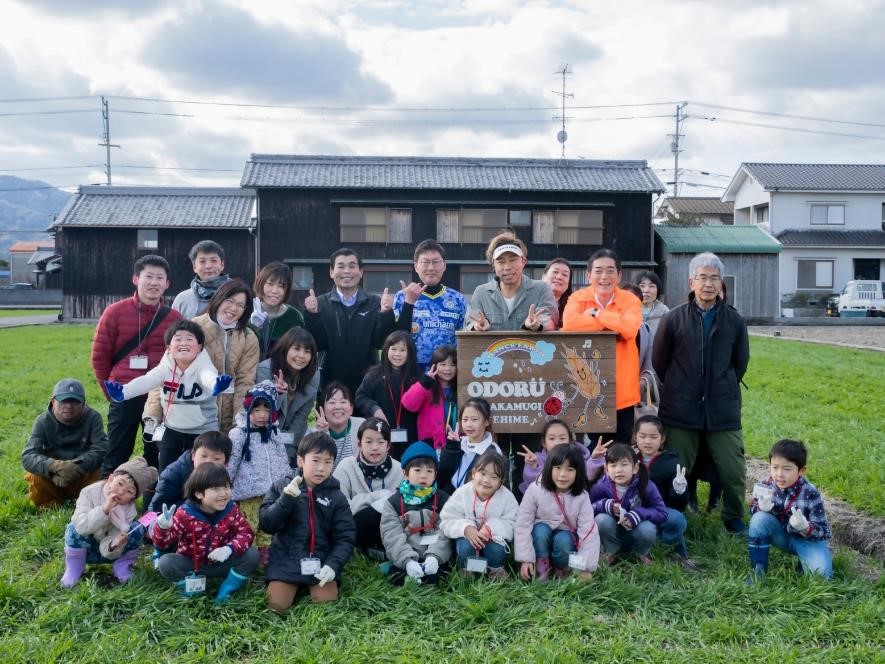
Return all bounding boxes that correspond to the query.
[304,288,318,314]
[672,464,688,495]
[380,287,393,312]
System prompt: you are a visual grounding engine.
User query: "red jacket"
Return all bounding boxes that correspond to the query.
[152,500,254,565]
[91,294,181,389]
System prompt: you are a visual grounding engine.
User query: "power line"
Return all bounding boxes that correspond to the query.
[692,114,885,141]
[691,101,885,129]
[0,109,94,117]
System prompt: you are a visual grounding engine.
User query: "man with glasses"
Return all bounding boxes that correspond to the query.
[22,379,108,507]
[393,239,467,370]
[652,252,750,534]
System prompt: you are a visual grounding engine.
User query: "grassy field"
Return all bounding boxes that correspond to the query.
[0,325,882,662]
[0,308,59,318]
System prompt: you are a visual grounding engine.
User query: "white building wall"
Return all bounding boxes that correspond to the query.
[779,247,885,296]
[769,191,885,234]
[731,175,769,226]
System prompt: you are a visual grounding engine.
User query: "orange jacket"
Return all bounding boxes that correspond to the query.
[562,286,642,410]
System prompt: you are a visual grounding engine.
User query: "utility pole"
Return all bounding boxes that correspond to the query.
[552,64,573,159]
[98,96,120,185]
[668,102,687,196]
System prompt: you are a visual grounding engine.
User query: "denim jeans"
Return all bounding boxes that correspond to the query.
[658,507,688,556]
[748,511,832,579]
[531,522,575,568]
[455,537,507,569]
[64,522,143,564]
[595,513,657,556]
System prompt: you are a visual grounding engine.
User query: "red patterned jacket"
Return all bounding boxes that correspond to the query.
[152,500,254,565]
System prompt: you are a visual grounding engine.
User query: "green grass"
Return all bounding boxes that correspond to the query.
[0,308,59,318]
[0,326,882,661]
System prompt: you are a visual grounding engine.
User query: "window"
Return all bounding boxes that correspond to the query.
[533,209,603,245]
[435,209,507,243]
[754,206,768,225]
[797,260,834,289]
[460,267,494,304]
[137,229,158,250]
[723,275,736,304]
[810,204,844,225]
[362,267,413,296]
[340,208,412,243]
[509,210,531,227]
[289,266,313,290]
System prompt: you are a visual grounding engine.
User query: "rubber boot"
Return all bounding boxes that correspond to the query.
[112,548,140,583]
[746,538,769,584]
[60,546,87,588]
[535,556,551,583]
[215,569,249,604]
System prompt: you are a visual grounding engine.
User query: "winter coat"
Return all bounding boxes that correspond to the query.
[466,276,559,331]
[304,288,412,397]
[227,410,291,502]
[308,417,364,471]
[250,303,305,360]
[750,476,831,540]
[152,500,254,565]
[148,451,193,513]
[380,489,452,568]
[514,482,600,570]
[562,285,643,410]
[91,294,181,387]
[333,455,403,514]
[22,404,107,477]
[70,480,137,560]
[438,433,501,495]
[123,349,219,434]
[644,450,689,512]
[259,472,356,586]
[257,360,320,449]
[652,294,749,431]
[518,443,598,495]
[439,481,519,547]
[355,367,419,444]
[589,475,667,527]
[401,374,457,450]
[642,300,670,336]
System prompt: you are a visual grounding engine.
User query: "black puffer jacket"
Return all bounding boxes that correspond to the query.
[646,450,689,511]
[259,471,356,586]
[652,294,749,431]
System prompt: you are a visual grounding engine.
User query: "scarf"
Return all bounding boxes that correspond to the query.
[357,454,393,484]
[191,274,230,301]
[399,478,436,506]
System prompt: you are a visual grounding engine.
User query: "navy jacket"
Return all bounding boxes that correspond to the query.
[646,450,689,512]
[148,451,193,513]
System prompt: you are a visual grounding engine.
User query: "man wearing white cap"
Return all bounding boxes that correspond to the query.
[22,378,108,507]
[465,232,558,332]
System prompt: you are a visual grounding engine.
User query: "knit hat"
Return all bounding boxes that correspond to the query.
[400,441,438,471]
[115,456,158,497]
[243,380,278,421]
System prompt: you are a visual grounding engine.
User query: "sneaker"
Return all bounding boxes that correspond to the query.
[724,518,745,535]
[638,554,653,567]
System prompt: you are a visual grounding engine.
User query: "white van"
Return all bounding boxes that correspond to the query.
[837,280,885,317]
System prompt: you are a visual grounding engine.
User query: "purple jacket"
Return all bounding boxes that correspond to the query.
[589,474,667,528]
[519,443,602,494]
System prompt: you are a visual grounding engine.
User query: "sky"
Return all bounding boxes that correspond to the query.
[1,0,884,197]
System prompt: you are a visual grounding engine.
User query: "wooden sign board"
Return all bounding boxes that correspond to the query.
[456,331,617,434]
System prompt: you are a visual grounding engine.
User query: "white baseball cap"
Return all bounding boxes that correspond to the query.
[492,243,524,260]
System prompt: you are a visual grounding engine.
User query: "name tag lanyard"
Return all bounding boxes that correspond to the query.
[135,301,162,357]
[471,491,493,555]
[399,493,438,534]
[162,363,182,420]
[554,492,596,550]
[387,382,405,429]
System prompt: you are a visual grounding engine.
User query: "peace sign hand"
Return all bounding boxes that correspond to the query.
[672,464,688,495]
[591,436,613,459]
[468,310,491,331]
[314,406,329,432]
[517,445,538,468]
[446,424,460,442]
[426,364,439,380]
[273,370,288,394]
[524,304,547,331]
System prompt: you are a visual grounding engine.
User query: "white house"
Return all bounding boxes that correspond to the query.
[722,163,885,304]
[655,196,734,225]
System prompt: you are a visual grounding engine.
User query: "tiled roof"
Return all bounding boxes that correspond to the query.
[9,240,55,252]
[26,250,59,265]
[742,163,885,191]
[53,186,256,229]
[241,154,665,193]
[654,223,781,254]
[775,229,885,247]
[663,197,733,215]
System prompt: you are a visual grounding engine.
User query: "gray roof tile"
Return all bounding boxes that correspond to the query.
[743,163,885,191]
[663,197,734,215]
[775,229,885,246]
[53,186,256,229]
[241,154,665,193]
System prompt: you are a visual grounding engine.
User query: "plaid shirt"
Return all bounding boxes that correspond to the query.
[750,476,832,540]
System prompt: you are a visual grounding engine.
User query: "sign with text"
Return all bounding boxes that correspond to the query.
[456,331,616,434]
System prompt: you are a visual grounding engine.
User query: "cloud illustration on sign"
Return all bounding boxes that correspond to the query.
[472,352,504,378]
[529,340,555,365]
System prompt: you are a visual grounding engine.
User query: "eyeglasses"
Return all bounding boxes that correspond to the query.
[417,259,444,268]
[223,298,247,311]
[692,274,722,284]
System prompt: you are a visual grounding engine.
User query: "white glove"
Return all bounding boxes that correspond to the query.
[315,564,336,587]
[672,464,687,495]
[155,503,177,530]
[422,555,439,576]
[405,560,425,580]
[789,506,809,533]
[283,475,303,498]
[757,493,774,513]
[250,297,267,326]
[142,417,158,436]
[207,546,232,563]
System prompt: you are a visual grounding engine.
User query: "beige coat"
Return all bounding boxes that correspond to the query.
[70,480,137,560]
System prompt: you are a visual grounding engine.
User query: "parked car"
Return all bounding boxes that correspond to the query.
[1,283,34,290]
[836,280,885,317]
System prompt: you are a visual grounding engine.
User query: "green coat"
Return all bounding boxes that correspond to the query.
[21,405,108,477]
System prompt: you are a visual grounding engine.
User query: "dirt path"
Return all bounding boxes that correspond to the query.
[749,325,885,351]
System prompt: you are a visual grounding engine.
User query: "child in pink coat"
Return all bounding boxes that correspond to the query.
[401,345,458,450]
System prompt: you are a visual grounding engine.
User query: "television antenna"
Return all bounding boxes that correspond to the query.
[552,64,573,159]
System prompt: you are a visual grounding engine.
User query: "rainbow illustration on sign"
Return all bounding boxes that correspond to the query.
[471,337,555,378]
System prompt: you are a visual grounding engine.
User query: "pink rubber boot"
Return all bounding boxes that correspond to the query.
[60,547,87,588]
[112,548,140,583]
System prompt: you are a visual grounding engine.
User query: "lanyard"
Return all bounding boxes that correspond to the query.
[136,301,162,354]
[307,487,316,556]
[445,400,458,431]
[387,381,404,427]
[453,454,476,489]
[163,363,182,420]
[472,491,493,528]
[553,492,596,548]
[399,494,438,534]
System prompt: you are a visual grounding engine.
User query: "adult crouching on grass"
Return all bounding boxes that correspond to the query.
[21,379,108,508]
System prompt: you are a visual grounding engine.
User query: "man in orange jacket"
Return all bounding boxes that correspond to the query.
[562,249,642,444]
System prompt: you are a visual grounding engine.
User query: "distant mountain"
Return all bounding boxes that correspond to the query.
[0,176,72,254]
